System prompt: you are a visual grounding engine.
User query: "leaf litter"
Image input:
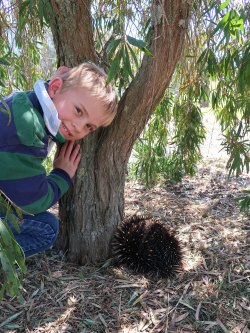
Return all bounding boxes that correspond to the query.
[0,157,249,333]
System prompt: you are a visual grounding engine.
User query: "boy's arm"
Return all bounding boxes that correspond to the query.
[0,142,81,215]
[21,141,81,214]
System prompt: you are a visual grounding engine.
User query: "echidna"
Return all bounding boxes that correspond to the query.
[112,216,183,278]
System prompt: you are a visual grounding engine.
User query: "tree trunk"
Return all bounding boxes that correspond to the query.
[49,0,97,65]
[48,0,190,264]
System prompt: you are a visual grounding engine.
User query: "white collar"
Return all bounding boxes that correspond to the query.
[34,80,62,138]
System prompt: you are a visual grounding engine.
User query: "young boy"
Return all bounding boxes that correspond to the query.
[0,62,118,257]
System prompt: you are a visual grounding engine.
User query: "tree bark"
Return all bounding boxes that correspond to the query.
[48,0,190,264]
[49,0,97,65]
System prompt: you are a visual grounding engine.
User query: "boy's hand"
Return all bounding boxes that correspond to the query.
[53,141,81,178]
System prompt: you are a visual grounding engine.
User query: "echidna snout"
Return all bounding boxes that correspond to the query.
[112,216,183,278]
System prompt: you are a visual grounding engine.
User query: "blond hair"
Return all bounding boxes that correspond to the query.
[60,62,118,126]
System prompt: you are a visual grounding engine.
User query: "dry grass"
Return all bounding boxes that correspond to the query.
[0,158,249,333]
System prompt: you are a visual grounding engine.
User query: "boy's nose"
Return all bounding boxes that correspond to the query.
[73,122,80,132]
[73,120,86,134]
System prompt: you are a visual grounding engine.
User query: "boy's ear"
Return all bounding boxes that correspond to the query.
[48,77,63,99]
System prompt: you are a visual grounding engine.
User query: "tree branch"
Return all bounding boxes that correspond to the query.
[106,0,190,163]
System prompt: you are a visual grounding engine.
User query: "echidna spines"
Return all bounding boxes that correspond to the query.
[112,215,183,278]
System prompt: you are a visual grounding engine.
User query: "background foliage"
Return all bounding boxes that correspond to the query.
[130,0,249,186]
[0,0,249,300]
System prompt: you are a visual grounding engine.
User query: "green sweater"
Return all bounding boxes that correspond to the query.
[0,90,72,214]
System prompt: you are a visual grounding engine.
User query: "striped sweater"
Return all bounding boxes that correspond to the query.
[0,90,72,214]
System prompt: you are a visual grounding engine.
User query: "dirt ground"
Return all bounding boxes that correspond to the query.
[0,116,249,333]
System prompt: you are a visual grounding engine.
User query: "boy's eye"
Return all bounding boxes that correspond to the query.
[76,107,82,115]
[86,124,94,132]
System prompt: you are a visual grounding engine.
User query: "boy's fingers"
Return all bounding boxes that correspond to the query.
[74,152,81,166]
[64,140,75,157]
[70,144,81,162]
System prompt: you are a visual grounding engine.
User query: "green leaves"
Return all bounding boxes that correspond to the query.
[107,43,123,85]
[0,48,11,89]
[129,0,249,189]
[126,35,153,57]
[195,1,250,181]
[0,50,11,121]
[170,102,206,178]
[18,0,51,31]
[129,89,206,186]
[237,43,250,92]
[0,58,11,67]
[0,220,24,298]
[211,8,245,45]
[0,1,50,94]
[0,194,26,302]
[236,191,250,213]
[130,95,171,186]
[106,38,122,58]
[219,0,231,11]
[222,123,250,177]
[0,96,11,124]
[106,35,152,92]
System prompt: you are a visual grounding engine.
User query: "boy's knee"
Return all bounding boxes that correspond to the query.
[48,214,59,235]
[44,213,59,240]
[24,211,59,236]
[39,213,59,249]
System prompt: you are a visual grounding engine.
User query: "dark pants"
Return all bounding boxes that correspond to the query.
[1,211,59,257]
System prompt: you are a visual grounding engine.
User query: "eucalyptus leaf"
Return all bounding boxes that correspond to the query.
[107,38,122,57]
[0,58,11,66]
[107,48,122,84]
[127,43,139,69]
[126,35,153,57]
[219,0,231,11]
[124,45,134,79]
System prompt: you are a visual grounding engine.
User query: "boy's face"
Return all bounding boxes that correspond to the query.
[48,77,107,140]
